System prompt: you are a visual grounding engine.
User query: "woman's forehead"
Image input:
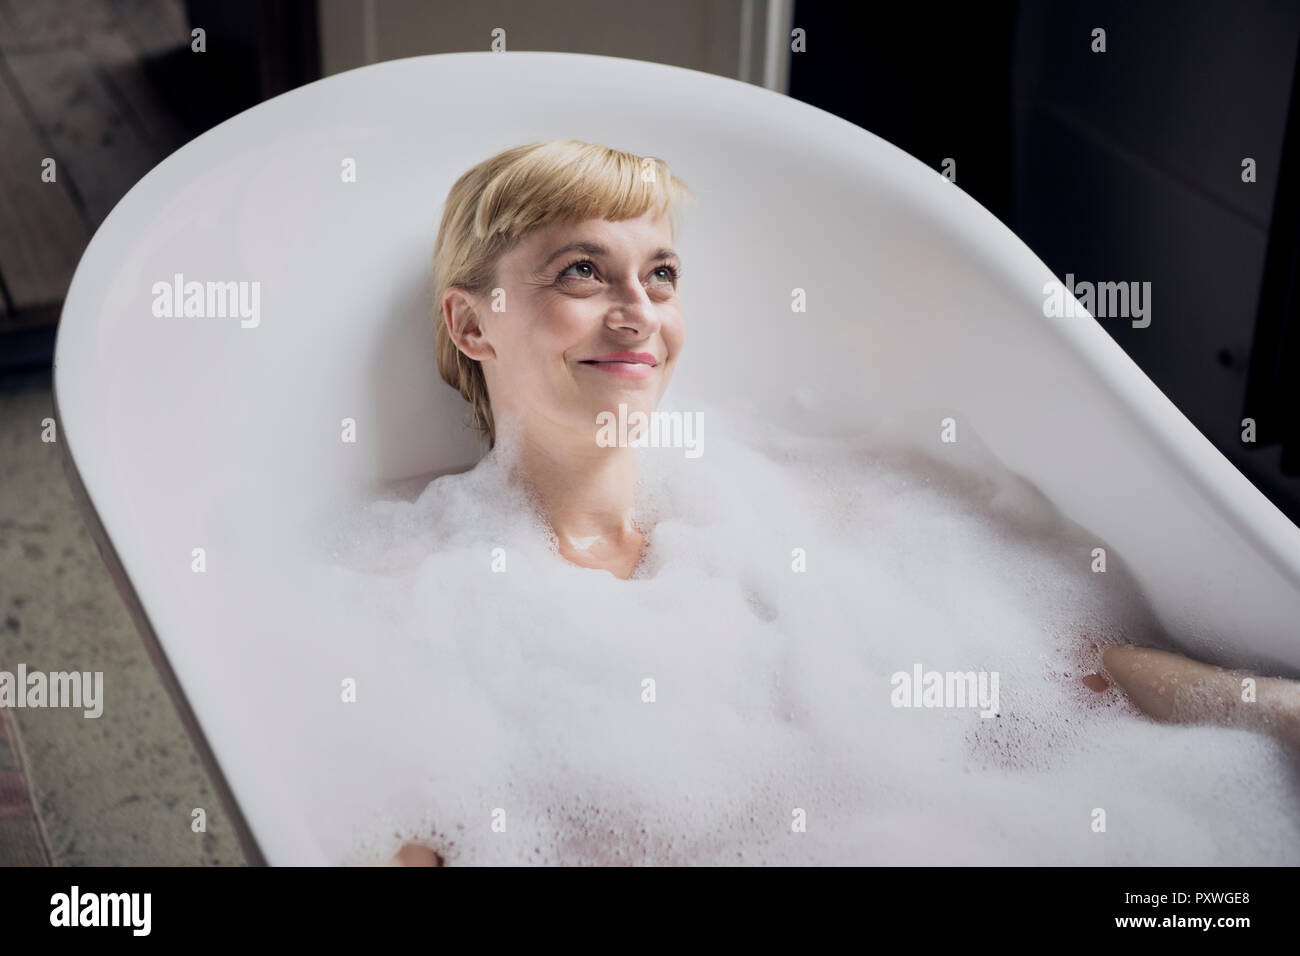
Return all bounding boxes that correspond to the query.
[553,210,669,238]
[516,214,674,260]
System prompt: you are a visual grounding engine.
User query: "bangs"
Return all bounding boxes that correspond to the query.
[471,140,690,245]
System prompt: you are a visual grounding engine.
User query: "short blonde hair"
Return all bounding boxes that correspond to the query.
[432,140,694,446]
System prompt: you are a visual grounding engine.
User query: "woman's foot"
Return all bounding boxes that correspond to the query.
[1102,644,1300,748]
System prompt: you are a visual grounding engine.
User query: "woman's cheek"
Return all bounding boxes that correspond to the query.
[664,326,685,360]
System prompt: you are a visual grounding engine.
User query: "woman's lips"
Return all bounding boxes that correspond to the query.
[578,352,658,380]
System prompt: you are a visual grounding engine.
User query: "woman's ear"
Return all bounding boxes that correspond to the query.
[444,287,496,362]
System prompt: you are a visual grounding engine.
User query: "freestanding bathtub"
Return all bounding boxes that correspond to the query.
[53,51,1300,865]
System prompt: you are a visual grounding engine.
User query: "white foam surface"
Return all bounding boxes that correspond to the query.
[292,398,1300,865]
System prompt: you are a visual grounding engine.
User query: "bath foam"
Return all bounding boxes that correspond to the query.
[297,397,1300,866]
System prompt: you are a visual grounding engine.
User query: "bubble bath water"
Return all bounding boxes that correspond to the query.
[296,400,1300,865]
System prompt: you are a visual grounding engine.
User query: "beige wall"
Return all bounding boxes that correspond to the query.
[318,0,790,89]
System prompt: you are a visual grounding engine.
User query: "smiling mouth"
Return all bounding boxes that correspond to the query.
[577,358,658,379]
[579,351,658,367]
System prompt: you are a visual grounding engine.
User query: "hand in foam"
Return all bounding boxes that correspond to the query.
[1102,645,1300,749]
[387,844,444,866]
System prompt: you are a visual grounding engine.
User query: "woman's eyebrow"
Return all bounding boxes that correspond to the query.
[540,241,680,269]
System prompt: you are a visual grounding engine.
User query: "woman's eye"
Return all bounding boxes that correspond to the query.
[558,260,677,286]
[560,260,596,280]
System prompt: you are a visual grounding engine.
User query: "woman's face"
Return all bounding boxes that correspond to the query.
[448,210,684,446]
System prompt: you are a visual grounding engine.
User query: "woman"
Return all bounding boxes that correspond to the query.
[390,139,1299,865]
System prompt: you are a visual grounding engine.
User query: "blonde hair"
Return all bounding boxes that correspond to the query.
[432,140,694,446]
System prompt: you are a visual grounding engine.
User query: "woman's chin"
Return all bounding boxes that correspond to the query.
[590,396,659,417]
[579,382,662,410]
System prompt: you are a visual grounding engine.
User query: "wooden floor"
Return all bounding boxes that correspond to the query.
[0,0,189,335]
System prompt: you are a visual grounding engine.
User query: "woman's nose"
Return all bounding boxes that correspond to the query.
[605,309,656,336]
[604,281,660,335]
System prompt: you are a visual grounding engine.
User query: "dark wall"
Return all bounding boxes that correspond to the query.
[790,0,1300,527]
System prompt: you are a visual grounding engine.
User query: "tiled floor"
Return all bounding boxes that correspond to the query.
[0,383,248,865]
[0,707,51,865]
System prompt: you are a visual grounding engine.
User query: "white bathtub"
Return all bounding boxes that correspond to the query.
[53,51,1300,865]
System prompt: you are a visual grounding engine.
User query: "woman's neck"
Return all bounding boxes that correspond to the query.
[496,417,645,575]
